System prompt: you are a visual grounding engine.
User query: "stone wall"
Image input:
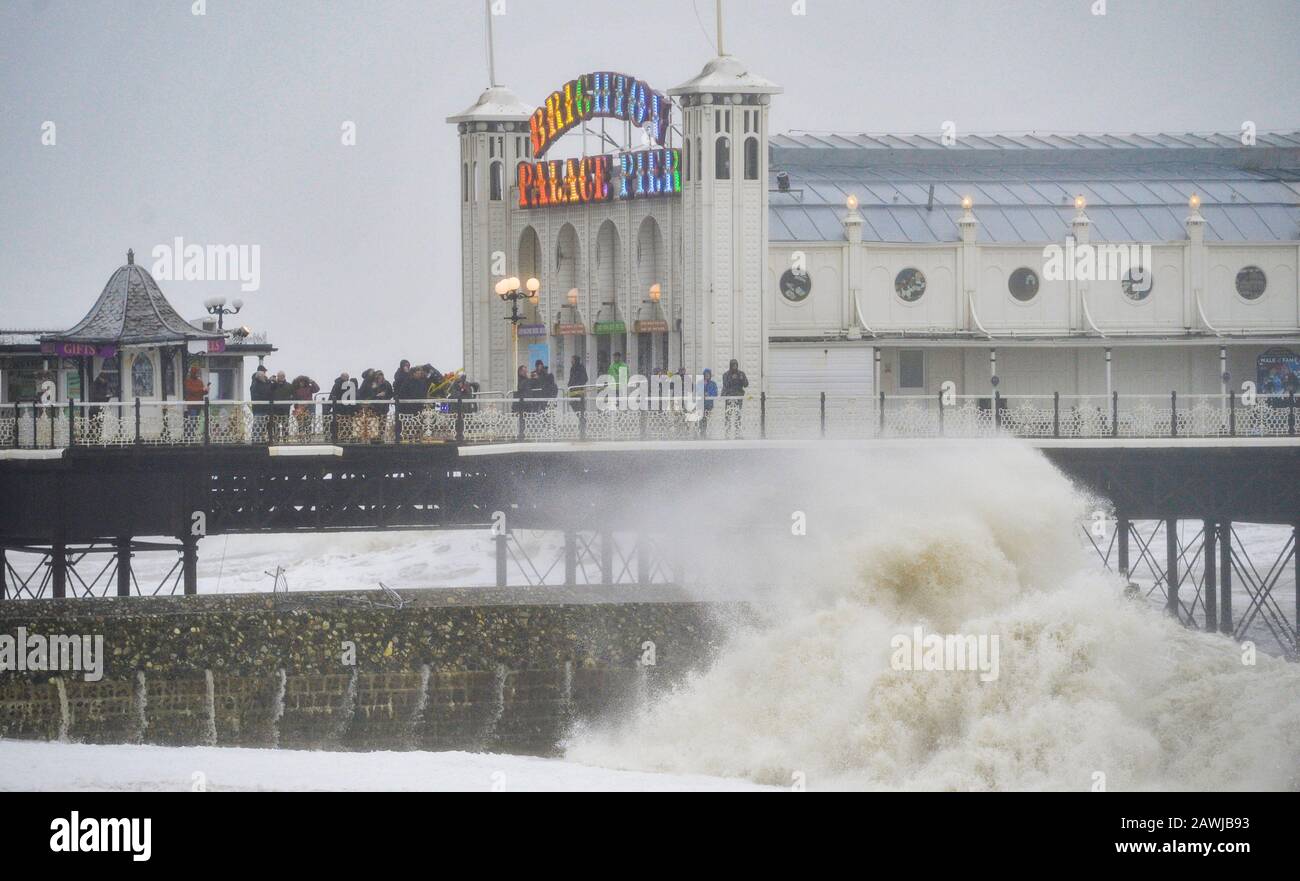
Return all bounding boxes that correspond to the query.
[0,586,737,756]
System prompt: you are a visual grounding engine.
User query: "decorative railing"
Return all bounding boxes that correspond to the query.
[1,391,1297,449]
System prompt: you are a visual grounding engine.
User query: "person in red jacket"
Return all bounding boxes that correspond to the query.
[183,365,209,437]
[291,375,320,436]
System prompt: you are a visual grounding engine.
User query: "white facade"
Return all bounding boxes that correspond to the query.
[451,56,780,393]
[453,59,1300,401]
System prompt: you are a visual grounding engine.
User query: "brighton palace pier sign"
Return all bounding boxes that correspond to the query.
[518,71,680,210]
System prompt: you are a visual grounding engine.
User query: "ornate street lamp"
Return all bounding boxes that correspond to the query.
[204,296,243,330]
[495,276,540,372]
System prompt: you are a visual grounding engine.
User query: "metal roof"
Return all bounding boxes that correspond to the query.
[769,132,1300,244]
[43,251,224,346]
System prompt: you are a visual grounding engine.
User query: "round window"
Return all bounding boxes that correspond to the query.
[1121,266,1153,302]
[894,268,927,302]
[1235,266,1267,300]
[779,268,811,303]
[1008,267,1039,302]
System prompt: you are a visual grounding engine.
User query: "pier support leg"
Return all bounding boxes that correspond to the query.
[1165,518,1179,619]
[52,543,67,599]
[494,533,508,588]
[182,535,198,596]
[1117,517,1130,580]
[0,548,6,600]
[637,536,651,585]
[1202,520,1217,633]
[116,537,132,597]
[600,531,614,586]
[564,531,577,586]
[1219,522,1233,636]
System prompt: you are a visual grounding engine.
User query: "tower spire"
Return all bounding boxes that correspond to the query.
[716,0,725,56]
[484,0,498,87]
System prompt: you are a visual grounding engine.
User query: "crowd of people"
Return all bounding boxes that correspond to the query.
[71,354,753,441]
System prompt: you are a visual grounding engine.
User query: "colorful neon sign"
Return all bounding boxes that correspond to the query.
[530,72,672,158]
[517,147,680,209]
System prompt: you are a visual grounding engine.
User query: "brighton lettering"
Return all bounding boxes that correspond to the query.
[529,71,672,158]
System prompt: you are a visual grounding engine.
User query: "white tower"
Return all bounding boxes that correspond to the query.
[448,86,532,393]
[670,34,781,387]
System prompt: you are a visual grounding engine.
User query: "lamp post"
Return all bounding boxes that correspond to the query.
[203,296,243,330]
[495,276,540,375]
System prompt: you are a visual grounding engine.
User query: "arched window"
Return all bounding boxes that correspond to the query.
[472,161,479,201]
[131,354,154,398]
[744,136,759,180]
[715,136,731,180]
[490,161,503,201]
[462,163,469,202]
[161,352,177,398]
[683,140,691,182]
[694,137,701,180]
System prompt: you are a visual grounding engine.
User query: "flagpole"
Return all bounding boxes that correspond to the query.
[485,0,498,86]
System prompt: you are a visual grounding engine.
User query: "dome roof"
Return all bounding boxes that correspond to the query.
[43,250,224,346]
[447,85,532,124]
[669,55,781,96]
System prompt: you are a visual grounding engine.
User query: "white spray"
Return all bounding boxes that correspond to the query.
[566,442,1300,791]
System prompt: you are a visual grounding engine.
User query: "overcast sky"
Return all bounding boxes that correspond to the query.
[2,0,1297,384]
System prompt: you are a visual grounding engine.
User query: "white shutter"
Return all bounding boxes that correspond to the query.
[768,345,873,395]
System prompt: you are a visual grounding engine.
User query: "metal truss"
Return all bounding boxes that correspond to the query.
[493,529,678,588]
[0,539,191,600]
[1087,518,1298,659]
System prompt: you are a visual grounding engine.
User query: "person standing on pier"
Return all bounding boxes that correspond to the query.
[567,355,588,413]
[721,359,749,438]
[249,365,273,441]
[89,371,112,443]
[269,370,293,440]
[183,364,209,438]
[606,351,628,405]
[699,368,718,437]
